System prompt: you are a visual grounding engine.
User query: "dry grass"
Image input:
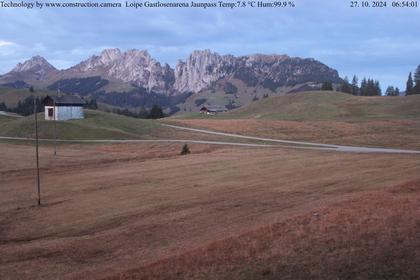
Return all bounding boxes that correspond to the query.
[106,180,420,280]
[165,119,420,149]
[1,143,420,279]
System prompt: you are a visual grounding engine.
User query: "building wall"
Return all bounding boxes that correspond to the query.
[44,106,57,121]
[44,106,84,121]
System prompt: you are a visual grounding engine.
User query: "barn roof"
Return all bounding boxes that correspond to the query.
[43,95,86,106]
[200,106,227,112]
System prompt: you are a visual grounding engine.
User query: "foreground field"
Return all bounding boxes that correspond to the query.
[1,142,420,279]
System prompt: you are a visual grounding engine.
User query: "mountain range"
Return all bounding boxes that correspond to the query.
[0,49,342,113]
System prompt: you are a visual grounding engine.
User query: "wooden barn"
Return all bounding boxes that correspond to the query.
[43,95,86,121]
[199,106,228,115]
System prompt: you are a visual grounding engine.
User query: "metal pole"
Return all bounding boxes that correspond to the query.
[53,100,57,156]
[33,94,41,206]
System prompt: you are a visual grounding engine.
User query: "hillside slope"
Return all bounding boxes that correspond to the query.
[0,110,165,140]
[0,87,56,108]
[0,110,254,143]
[168,91,420,149]
[0,114,17,126]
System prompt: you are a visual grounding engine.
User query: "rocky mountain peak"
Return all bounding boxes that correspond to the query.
[245,53,289,64]
[11,56,57,73]
[98,48,122,64]
[68,48,174,93]
[174,50,236,93]
[174,50,341,93]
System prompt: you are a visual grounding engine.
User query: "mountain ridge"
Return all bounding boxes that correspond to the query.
[0,48,341,93]
[0,49,342,113]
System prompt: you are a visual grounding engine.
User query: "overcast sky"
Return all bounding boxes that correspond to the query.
[0,0,419,89]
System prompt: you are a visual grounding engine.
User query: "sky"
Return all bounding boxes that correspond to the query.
[0,0,419,90]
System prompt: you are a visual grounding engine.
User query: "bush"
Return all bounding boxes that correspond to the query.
[180,144,190,155]
[224,82,238,95]
[148,105,165,119]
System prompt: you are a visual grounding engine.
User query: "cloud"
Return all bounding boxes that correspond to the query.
[0,0,419,88]
[0,40,15,48]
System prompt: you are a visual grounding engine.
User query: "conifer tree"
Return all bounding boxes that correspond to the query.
[386,86,399,96]
[413,65,420,94]
[351,75,359,95]
[406,72,414,95]
[321,81,333,91]
[374,80,382,96]
[340,76,352,94]
[360,77,368,96]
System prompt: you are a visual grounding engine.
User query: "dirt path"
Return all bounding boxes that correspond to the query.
[0,136,276,147]
[2,127,420,154]
[162,124,420,154]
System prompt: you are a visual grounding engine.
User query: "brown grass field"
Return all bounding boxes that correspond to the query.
[1,141,420,279]
[167,92,420,150]
[165,118,420,150]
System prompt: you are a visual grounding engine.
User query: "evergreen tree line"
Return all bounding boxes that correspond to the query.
[336,64,420,97]
[86,99,98,109]
[405,64,420,95]
[0,96,44,116]
[111,104,165,119]
[0,95,99,116]
[0,92,163,119]
[384,86,400,96]
[336,76,382,96]
[359,78,382,96]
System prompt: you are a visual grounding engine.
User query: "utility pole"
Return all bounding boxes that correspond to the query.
[31,87,41,206]
[53,99,57,156]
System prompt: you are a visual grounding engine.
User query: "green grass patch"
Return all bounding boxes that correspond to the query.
[0,114,16,126]
[0,110,161,140]
[174,91,420,121]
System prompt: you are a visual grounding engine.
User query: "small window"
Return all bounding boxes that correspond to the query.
[48,108,54,117]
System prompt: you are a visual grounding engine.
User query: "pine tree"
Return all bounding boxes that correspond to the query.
[366,78,375,96]
[340,76,352,94]
[406,72,414,95]
[385,86,395,96]
[87,98,98,109]
[374,80,382,96]
[321,81,333,91]
[351,75,359,95]
[360,77,368,96]
[359,78,381,96]
[413,65,420,94]
[414,65,420,86]
[386,85,399,96]
[148,105,164,119]
[0,102,7,111]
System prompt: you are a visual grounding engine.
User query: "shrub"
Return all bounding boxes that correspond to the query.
[180,144,190,155]
[224,82,238,95]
